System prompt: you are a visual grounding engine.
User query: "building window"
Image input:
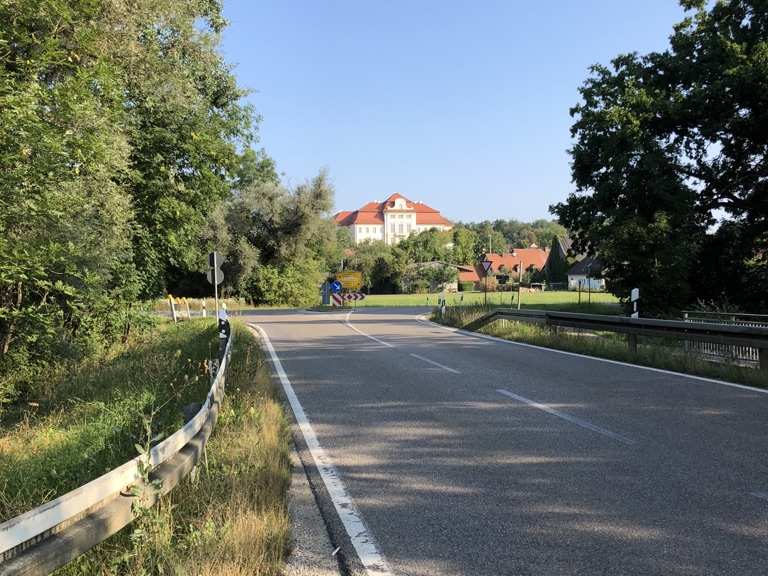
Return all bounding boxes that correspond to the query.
[390,223,395,234]
[398,223,404,234]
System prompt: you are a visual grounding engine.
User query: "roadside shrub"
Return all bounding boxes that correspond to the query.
[479,276,498,292]
[458,281,475,292]
[246,260,322,307]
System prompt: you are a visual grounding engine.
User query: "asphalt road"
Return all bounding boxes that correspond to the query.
[246,307,768,576]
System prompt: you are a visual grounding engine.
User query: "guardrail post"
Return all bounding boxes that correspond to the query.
[761,348,767,372]
[628,334,638,354]
[546,315,556,337]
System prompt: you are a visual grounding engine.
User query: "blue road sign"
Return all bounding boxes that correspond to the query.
[331,280,342,293]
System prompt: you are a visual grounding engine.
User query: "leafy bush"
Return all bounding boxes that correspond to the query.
[246,261,322,307]
[459,281,475,292]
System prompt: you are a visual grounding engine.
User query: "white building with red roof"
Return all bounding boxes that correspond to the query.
[334,193,452,245]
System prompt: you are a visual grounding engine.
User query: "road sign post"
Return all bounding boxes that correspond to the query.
[481,259,493,307]
[207,251,224,318]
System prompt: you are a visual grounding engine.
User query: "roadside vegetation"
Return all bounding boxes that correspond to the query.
[552,1,768,316]
[353,290,620,312]
[434,306,768,390]
[57,321,292,575]
[0,0,341,415]
[0,319,217,522]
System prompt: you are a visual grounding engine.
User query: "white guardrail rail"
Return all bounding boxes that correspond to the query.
[0,332,233,571]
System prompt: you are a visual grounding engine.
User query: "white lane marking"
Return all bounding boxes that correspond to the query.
[250,324,394,576]
[417,316,768,397]
[752,491,768,502]
[496,388,634,445]
[345,311,395,348]
[346,311,460,373]
[409,353,461,374]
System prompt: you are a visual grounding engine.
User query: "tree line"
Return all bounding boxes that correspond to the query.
[343,219,565,294]
[0,0,339,410]
[553,0,767,315]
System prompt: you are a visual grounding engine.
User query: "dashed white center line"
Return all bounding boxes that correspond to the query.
[345,311,460,374]
[345,311,395,348]
[496,388,634,445]
[409,353,461,374]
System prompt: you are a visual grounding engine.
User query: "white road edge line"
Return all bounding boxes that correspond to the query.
[496,388,634,445]
[417,315,768,397]
[249,324,394,576]
[409,353,461,374]
[752,491,768,502]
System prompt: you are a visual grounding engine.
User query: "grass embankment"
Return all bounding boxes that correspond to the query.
[57,321,291,575]
[356,290,621,312]
[0,318,291,574]
[0,319,218,522]
[435,306,768,390]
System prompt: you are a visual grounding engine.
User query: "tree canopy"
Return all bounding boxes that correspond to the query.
[0,0,336,411]
[552,0,768,314]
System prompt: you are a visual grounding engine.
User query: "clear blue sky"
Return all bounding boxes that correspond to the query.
[219,1,687,222]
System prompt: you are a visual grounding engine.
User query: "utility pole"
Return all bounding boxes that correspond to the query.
[517,260,523,310]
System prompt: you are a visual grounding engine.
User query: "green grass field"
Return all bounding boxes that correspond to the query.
[353,290,621,313]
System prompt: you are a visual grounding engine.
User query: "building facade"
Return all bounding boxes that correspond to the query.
[334,193,452,245]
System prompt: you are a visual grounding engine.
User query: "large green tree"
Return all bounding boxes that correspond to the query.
[0,0,256,408]
[552,0,768,314]
[200,170,338,305]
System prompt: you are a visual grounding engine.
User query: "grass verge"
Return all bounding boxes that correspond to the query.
[0,319,218,522]
[343,290,622,313]
[56,321,291,575]
[435,306,768,390]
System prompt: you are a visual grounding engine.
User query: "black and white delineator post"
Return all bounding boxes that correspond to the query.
[628,288,640,353]
[630,288,640,318]
[217,304,230,359]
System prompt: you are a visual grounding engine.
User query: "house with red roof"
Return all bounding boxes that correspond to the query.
[334,193,452,245]
[482,249,550,275]
[458,248,550,289]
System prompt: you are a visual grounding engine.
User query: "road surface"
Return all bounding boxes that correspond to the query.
[245,308,768,576]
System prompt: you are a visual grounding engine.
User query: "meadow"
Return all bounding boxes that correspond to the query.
[349,290,622,314]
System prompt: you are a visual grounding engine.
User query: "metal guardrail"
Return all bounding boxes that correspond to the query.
[0,331,233,575]
[682,312,768,367]
[463,308,768,371]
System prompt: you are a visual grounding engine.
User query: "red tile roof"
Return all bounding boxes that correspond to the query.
[334,193,452,227]
[481,249,550,274]
[333,211,354,225]
[458,267,480,283]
